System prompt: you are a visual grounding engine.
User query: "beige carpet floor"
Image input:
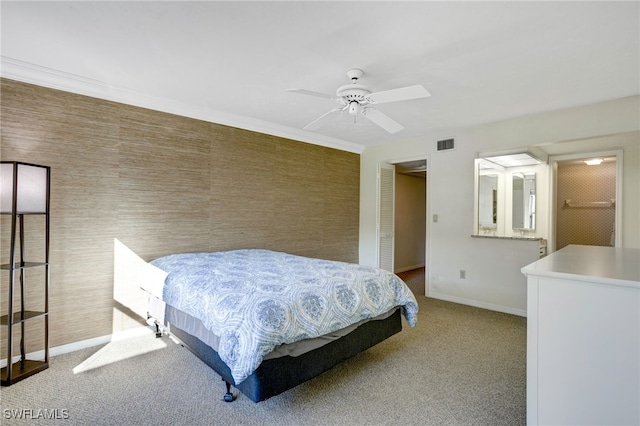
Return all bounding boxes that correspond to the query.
[0,296,526,425]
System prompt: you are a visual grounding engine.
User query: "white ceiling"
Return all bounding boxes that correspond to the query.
[2,1,638,153]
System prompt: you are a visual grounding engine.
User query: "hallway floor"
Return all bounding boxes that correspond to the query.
[396,267,425,296]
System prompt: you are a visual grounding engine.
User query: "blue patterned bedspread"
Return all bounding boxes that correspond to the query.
[151,249,418,384]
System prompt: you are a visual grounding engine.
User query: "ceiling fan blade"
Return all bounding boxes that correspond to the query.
[286,88,335,100]
[367,85,431,104]
[303,108,341,131]
[361,108,404,134]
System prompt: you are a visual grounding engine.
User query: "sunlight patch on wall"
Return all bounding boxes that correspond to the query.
[113,238,155,332]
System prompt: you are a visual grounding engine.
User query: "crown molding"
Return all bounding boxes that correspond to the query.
[0,57,364,154]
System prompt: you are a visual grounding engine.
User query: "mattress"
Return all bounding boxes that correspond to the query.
[147,249,418,384]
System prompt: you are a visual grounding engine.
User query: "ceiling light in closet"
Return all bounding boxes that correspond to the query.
[584,158,604,165]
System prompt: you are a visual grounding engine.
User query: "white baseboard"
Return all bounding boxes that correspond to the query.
[52,325,156,356]
[0,325,155,368]
[428,292,527,317]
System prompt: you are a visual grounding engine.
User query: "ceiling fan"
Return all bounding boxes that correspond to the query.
[287,69,430,134]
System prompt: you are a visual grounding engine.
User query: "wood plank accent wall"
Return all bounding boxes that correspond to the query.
[0,78,359,350]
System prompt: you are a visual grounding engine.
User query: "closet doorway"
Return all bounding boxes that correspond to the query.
[393,159,427,296]
[550,150,622,252]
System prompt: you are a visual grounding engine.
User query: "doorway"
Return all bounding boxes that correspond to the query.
[550,151,622,252]
[393,159,427,295]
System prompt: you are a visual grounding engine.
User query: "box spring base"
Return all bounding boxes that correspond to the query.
[170,308,402,402]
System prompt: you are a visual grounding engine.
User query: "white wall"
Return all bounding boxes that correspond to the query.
[394,173,426,272]
[359,95,640,315]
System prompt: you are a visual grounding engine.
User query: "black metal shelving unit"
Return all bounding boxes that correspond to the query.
[1,161,50,386]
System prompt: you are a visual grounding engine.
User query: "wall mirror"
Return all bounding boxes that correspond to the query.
[512,172,536,230]
[475,149,546,237]
[478,174,498,230]
[477,160,502,233]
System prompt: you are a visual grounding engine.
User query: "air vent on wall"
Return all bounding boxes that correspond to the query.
[436,138,455,151]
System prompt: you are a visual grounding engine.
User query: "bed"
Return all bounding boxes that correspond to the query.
[140,249,418,402]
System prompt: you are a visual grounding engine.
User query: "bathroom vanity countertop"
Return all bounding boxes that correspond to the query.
[471,234,544,241]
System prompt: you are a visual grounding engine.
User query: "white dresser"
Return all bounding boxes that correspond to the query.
[522,245,640,425]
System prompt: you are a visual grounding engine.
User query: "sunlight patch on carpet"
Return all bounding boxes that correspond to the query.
[72,335,168,374]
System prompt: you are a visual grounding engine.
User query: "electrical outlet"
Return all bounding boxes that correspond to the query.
[460,269,466,279]
[433,214,438,223]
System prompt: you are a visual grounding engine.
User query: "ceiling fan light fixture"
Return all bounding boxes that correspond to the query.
[289,68,429,134]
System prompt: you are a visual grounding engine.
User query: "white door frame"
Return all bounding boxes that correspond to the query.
[382,155,430,296]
